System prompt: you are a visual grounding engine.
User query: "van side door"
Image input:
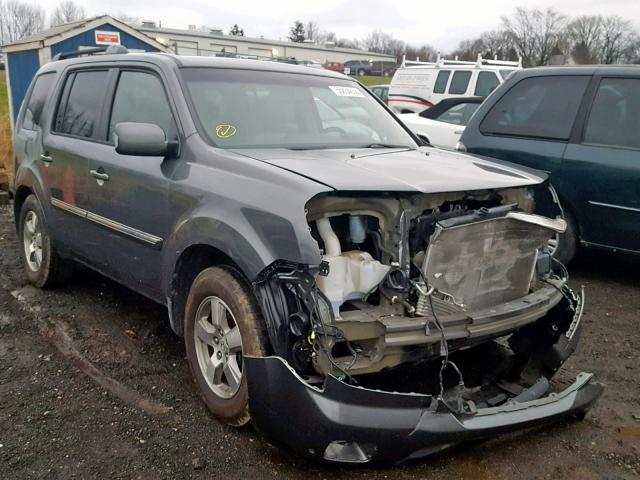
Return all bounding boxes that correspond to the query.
[82,67,180,300]
[562,75,640,251]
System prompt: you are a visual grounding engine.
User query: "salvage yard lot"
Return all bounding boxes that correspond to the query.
[0,203,638,479]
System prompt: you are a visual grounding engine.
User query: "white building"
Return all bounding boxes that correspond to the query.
[138,23,395,64]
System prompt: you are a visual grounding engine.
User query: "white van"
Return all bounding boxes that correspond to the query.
[388,54,521,114]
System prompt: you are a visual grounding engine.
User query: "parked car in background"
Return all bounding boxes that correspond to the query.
[389,54,520,113]
[399,96,483,149]
[344,59,372,76]
[323,61,344,73]
[297,59,324,69]
[460,65,640,264]
[369,84,389,103]
[369,61,398,77]
[13,47,601,465]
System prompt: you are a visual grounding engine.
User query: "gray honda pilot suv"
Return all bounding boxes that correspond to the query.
[13,49,602,464]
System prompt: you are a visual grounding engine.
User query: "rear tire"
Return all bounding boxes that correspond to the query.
[184,266,269,427]
[18,194,69,288]
[357,68,366,76]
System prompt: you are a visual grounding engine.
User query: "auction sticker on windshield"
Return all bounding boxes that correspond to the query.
[329,86,365,98]
[215,124,237,139]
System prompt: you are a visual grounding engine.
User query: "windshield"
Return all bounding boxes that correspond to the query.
[181,67,416,149]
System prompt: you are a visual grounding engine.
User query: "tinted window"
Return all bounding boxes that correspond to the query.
[474,71,500,97]
[56,70,110,138]
[480,76,589,140]
[433,70,450,94]
[449,71,472,94]
[583,78,640,149]
[108,71,174,141]
[437,102,481,125]
[22,73,55,130]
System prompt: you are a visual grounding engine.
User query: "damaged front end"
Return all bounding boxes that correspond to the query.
[250,185,603,464]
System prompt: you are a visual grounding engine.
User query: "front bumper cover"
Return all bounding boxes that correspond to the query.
[246,356,603,465]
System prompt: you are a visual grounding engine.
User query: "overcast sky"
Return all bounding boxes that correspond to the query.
[38,0,640,51]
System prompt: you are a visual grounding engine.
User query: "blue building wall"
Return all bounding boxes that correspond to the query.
[50,24,160,57]
[7,49,40,121]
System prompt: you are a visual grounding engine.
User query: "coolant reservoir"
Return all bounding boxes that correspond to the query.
[316,251,390,318]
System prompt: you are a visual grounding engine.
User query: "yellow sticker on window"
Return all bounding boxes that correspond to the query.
[215,124,237,139]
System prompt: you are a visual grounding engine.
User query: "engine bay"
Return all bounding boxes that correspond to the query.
[254,185,574,383]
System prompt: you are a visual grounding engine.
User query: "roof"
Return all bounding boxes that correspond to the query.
[138,26,395,59]
[2,15,169,53]
[38,51,354,80]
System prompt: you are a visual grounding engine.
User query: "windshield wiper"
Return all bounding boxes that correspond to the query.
[361,143,415,149]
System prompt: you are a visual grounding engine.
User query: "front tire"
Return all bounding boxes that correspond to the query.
[184,266,269,427]
[18,194,68,288]
[552,209,578,265]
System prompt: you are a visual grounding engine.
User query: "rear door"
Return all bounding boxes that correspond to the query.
[43,67,115,259]
[563,75,640,251]
[82,67,180,299]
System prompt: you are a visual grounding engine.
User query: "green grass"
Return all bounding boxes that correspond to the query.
[351,75,392,86]
[0,73,8,118]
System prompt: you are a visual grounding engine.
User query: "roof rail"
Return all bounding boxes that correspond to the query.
[53,44,128,61]
[401,52,521,69]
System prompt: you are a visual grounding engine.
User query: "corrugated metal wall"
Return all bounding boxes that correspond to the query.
[7,49,40,120]
[50,24,161,57]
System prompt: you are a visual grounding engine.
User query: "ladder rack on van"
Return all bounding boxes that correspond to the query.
[401,53,521,69]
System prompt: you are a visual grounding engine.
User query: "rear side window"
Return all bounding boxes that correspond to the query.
[56,70,110,139]
[474,71,500,97]
[583,78,640,150]
[480,76,589,140]
[437,102,481,125]
[108,70,174,141]
[449,71,472,94]
[22,73,55,130]
[433,70,450,94]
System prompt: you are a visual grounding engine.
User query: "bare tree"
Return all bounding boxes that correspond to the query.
[600,16,637,64]
[0,0,46,45]
[111,12,141,27]
[567,16,603,63]
[363,30,405,59]
[502,8,568,66]
[405,44,437,62]
[305,21,319,42]
[50,1,86,27]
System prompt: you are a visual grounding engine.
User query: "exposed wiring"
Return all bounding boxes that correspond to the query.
[412,260,465,404]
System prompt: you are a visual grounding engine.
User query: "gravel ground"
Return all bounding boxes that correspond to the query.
[0,203,638,479]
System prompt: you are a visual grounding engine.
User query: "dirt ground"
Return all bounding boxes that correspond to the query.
[0,203,638,480]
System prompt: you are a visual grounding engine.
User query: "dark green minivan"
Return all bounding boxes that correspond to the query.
[459,66,640,263]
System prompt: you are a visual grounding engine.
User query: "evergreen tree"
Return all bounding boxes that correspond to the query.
[288,21,305,42]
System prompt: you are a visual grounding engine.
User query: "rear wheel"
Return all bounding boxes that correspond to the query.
[184,266,269,426]
[357,68,366,76]
[18,194,68,288]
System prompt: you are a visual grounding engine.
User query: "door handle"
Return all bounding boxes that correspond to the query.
[39,153,53,163]
[90,170,110,181]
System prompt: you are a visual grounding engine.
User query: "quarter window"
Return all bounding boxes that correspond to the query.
[108,70,174,141]
[56,70,110,139]
[433,70,450,94]
[449,71,472,94]
[22,73,55,130]
[583,78,640,149]
[437,102,480,125]
[474,71,500,97]
[480,76,589,140]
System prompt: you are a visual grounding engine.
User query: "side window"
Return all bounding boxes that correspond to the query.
[433,70,450,94]
[583,78,640,149]
[22,73,55,131]
[108,70,175,141]
[56,70,110,139]
[449,71,472,94]
[437,102,480,125]
[480,76,590,140]
[474,71,500,97]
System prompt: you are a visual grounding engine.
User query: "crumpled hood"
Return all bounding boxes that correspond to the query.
[232,147,546,193]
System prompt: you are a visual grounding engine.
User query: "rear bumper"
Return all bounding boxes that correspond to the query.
[245,357,603,465]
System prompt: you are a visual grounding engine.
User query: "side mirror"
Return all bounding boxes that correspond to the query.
[114,122,174,157]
